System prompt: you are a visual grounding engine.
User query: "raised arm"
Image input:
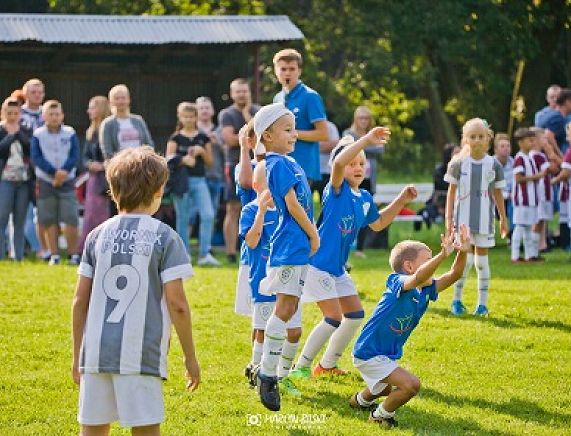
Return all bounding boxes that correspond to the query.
[369,185,417,232]
[435,224,471,292]
[331,126,390,189]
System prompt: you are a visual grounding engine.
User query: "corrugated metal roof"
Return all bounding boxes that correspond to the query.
[0,14,304,45]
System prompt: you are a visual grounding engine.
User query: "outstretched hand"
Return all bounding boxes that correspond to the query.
[440,231,455,256]
[364,126,391,146]
[238,124,255,150]
[453,224,472,252]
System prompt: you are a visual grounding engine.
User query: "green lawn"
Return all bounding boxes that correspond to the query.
[1,225,570,435]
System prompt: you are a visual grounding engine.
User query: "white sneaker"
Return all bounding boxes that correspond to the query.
[48,254,61,266]
[197,253,221,266]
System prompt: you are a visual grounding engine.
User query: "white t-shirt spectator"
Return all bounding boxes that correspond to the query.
[117,118,141,150]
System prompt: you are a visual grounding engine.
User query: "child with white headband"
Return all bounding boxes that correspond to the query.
[251,103,319,411]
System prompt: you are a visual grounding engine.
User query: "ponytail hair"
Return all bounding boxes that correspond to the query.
[174,101,197,133]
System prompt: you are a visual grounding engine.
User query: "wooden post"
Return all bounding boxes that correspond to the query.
[253,44,261,104]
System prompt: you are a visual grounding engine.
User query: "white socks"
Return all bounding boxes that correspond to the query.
[522,226,534,260]
[474,254,490,307]
[261,315,286,378]
[511,225,523,260]
[453,253,474,302]
[531,231,541,258]
[251,340,263,365]
[320,312,364,369]
[356,391,375,407]
[373,403,395,419]
[277,340,299,379]
[295,318,339,369]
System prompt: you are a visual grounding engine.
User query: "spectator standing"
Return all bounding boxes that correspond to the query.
[273,48,328,184]
[0,98,33,260]
[31,100,80,265]
[537,88,571,154]
[99,84,154,160]
[77,96,111,253]
[535,85,561,127]
[196,96,225,243]
[219,79,259,263]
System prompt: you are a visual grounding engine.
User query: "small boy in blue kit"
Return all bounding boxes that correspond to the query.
[290,128,417,379]
[350,225,471,428]
[251,103,319,411]
[240,162,302,396]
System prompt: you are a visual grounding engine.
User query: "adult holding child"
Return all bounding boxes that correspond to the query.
[272,48,329,185]
[219,79,259,263]
[77,96,111,254]
[99,84,154,161]
[0,97,33,261]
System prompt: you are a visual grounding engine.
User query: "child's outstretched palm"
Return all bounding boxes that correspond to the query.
[365,126,391,146]
[454,224,472,252]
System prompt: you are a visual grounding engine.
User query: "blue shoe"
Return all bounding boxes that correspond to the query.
[473,305,489,317]
[450,300,467,316]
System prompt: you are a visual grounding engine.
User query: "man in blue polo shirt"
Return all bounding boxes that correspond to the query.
[273,48,329,183]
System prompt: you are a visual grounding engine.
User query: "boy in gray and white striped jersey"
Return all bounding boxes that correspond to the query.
[72,146,199,436]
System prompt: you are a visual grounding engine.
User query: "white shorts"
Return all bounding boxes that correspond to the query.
[234,264,252,317]
[353,355,398,396]
[252,301,302,330]
[301,265,357,303]
[78,373,164,427]
[467,232,496,248]
[537,201,554,221]
[513,205,538,226]
[259,265,308,298]
[560,201,569,224]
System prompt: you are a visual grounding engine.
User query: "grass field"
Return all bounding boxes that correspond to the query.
[1,222,570,435]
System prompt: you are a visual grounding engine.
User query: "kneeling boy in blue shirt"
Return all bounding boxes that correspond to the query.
[351,225,471,428]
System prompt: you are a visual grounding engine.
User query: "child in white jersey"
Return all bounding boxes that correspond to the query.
[72,146,199,436]
[529,127,555,257]
[445,118,508,317]
[252,103,319,412]
[511,128,546,263]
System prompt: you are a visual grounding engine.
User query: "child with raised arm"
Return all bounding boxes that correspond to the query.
[445,118,508,317]
[252,103,319,412]
[71,146,199,436]
[289,129,417,380]
[350,226,471,428]
[240,162,302,397]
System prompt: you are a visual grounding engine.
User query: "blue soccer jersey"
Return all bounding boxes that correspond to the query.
[265,152,313,266]
[235,163,257,265]
[311,180,380,276]
[353,273,438,361]
[239,200,279,303]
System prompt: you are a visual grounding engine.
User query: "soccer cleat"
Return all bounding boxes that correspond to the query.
[197,253,222,266]
[511,258,527,264]
[288,366,311,380]
[349,393,377,411]
[254,367,281,411]
[278,377,301,398]
[528,256,546,263]
[68,254,81,266]
[312,363,349,377]
[48,254,60,266]
[244,362,256,388]
[473,305,489,317]
[450,300,467,316]
[369,411,398,428]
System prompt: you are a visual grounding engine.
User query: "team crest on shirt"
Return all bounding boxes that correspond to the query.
[486,170,496,183]
[363,202,370,216]
[389,314,414,335]
[279,267,294,284]
[318,276,334,292]
[337,215,355,237]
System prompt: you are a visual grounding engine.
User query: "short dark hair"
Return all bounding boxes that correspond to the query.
[556,88,571,106]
